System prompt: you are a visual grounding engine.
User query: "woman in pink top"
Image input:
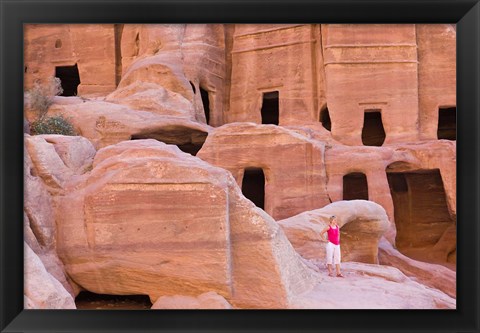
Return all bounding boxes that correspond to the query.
[320,215,344,277]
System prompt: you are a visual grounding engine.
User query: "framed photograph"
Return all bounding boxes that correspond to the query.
[1,0,479,332]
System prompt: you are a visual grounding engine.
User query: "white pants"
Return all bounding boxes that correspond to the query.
[326,242,341,265]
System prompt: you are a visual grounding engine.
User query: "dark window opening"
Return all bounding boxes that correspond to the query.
[437,107,456,140]
[387,168,455,268]
[200,87,210,125]
[55,39,62,48]
[320,107,331,131]
[131,131,208,157]
[362,110,386,146]
[242,168,265,209]
[24,66,27,73]
[75,291,152,310]
[55,64,80,96]
[343,172,368,200]
[261,91,279,125]
[189,81,196,94]
[387,173,408,192]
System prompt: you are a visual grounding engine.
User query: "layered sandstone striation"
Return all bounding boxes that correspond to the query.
[23,24,456,309]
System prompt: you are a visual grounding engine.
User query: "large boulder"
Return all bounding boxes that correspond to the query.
[55,139,316,308]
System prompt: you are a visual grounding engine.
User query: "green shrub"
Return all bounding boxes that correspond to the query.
[28,77,63,120]
[30,115,77,136]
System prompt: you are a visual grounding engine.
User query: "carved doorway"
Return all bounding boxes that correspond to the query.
[343,172,368,200]
[362,109,386,146]
[386,169,456,269]
[261,91,279,125]
[55,64,80,96]
[242,168,265,209]
[437,107,456,140]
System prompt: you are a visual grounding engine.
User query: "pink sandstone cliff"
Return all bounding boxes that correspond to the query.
[23,24,456,309]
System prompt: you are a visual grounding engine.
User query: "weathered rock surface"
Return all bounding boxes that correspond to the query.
[56,140,316,308]
[291,262,455,309]
[182,24,227,127]
[24,134,74,193]
[24,243,76,309]
[417,24,456,140]
[378,238,456,298]
[107,81,195,118]
[106,55,196,120]
[24,144,57,246]
[278,200,389,264]
[39,135,96,174]
[151,291,232,309]
[24,135,88,298]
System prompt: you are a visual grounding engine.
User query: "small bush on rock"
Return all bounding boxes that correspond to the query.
[27,77,76,136]
[31,115,77,136]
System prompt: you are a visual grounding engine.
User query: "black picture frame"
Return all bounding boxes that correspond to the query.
[1,0,479,332]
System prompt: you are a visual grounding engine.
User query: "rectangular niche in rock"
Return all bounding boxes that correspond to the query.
[343,172,369,201]
[261,91,279,125]
[242,168,265,209]
[55,64,81,96]
[437,107,456,140]
[200,87,211,125]
[362,109,386,146]
[319,106,331,131]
